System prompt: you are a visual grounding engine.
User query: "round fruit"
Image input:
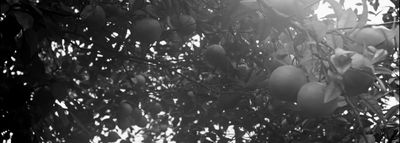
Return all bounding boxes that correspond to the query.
[135,115,147,128]
[147,101,162,114]
[204,44,232,71]
[133,18,162,43]
[102,4,125,18]
[105,131,120,142]
[350,53,370,69]
[81,5,106,29]
[350,27,395,53]
[297,82,338,116]
[266,0,303,17]
[269,65,307,102]
[205,44,226,56]
[117,116,131,130]
[134,74,146,86]
[103,118,116,129]
[187,91,195,98]
[351,27,386,46]
[119,101,133,115]
[342,68,374,96]
[171,14,196,35]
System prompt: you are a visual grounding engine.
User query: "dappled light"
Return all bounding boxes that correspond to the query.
[0,0,399,143]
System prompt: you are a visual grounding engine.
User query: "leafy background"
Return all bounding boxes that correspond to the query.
[0,0,399,142]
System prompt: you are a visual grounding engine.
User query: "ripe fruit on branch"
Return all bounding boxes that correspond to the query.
[104,131,120,142]
[204,44,233,72]
[205,44,226,56]
[117,116,131,130]
[297,82,338,116]
[351,27,386,46]
[145,101,162,115]
[265,0,307,17]
[102,4,126,18]
[135,115,147,128]
[81,5,106,29]
[268,65,307,102]
[171,14,196,35]
[132,74,146,86]
[266,0,295,13]
[133,18,162,43]
[350,27,395,53]
[342,68,374,96]
[118,101,133,116]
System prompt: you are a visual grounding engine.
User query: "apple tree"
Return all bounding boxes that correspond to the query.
[0,0,399,142]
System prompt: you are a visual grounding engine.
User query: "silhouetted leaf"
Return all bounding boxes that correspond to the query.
[360,94,385,123]
[13,11,34,31]
[324,80,342,103]
[385,105,399,120]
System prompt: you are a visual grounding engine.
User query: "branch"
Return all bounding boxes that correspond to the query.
[327,21,400,33]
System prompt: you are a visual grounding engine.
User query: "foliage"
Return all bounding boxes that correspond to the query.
[0,0,399,142]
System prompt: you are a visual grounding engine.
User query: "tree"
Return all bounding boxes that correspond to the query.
[0,0,399,142]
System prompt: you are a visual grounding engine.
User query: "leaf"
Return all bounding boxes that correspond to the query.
[350,53,373,71]
[245,70,268,89]
[325,0,345,18]
[373,66,392,75]
[376,78,387,92]
[337,9,358,29]
[80,5,95,19]
[356,0,368,28]
[395,26,399,46]
[371,49,388,64]
[385,105,399,120]
[377,27,397,41]
[331,54,351,74]
[240,0,258,10]
[304,20,328,41]
[335,48,355,55]
[358,134,375,143]
[330,49,354,74]
[360,94,385,123]
[324,80,342,103]
[13,11,34,31]
[322,14,336,19]
[326,34,344,49]
[336,96,347,107]
[293,31,308,46]
[372,0,379,11]
[23,28,39,57]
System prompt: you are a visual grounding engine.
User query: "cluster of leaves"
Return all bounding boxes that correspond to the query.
[0,0,399,143]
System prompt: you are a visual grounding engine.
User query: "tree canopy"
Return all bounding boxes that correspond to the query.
[0,0,399,142]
